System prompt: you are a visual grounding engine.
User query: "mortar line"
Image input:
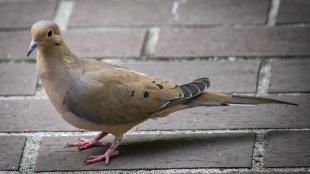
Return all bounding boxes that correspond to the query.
[53,0,75,31]
[2,168,310,174]
[13,167,310,174]
[140,27,160,60]
[3,166,310,174]
[267,0,281,26]
[251,130,268,169]
[256,59,272,96]
[0,171,20,174]
[171,0,180,21]
[1,128,310,137]
[19,136,42,174]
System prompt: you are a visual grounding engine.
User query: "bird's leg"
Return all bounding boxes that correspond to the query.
[85,137,122,165]
[64,131,108,151]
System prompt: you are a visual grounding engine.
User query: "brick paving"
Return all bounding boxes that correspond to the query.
[63,29,146,58]
[269,59,310,92]
[266,131,310,167]
[0,99,78,132]
[277,0,310,24]
[0,31,35,59]
[69,0,269,26]
[0,0,309,173]
[36,133,255,171]
[0,0,57,29]
[0,63,37,96]
[156,27,310,57]
[0,136,26,171]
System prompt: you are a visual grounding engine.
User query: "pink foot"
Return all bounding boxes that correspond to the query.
[85,137,122,165]
[64,137,98,151]
[64,132,108,151]
[86,150,119,165]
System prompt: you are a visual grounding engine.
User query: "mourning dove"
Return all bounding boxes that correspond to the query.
[27,20,296,165]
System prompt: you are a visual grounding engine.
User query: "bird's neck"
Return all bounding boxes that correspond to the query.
[36,43,83,107]
[37,43,82,79]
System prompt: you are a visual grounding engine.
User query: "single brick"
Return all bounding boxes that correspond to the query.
[176,0,269,25]
[277,0,310,24]
[0,99,79,132]
[69,0,173,27]
[0,136,26,171]
[118,60,259,92]
[63,29,146,58]
[156,27,310,57]
[0,31,34,59]
[69,0,268,27]
[0,0,57,29]
[266,130,310,167]
[35,133,255,171]
[135,95,309,130]
[0,63,37,96]
[269,59,310,92]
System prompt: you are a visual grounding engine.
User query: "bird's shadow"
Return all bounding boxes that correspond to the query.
[88,133,251,158]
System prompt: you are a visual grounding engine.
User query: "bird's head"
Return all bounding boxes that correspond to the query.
[27,20,62,57]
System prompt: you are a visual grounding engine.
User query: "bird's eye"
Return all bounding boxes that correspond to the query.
[47,30,53,37]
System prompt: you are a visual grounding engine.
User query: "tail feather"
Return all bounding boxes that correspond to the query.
[187,91,298,107]
[226,95,297,106]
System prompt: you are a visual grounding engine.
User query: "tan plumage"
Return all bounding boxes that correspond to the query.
[27,20,296,165]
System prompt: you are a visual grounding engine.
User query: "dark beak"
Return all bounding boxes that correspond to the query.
[26,40,37,57]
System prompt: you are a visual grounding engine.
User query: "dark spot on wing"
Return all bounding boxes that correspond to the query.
[131,90,135,97]
[156,84,164,89]
[144,91,149,98]
[152,81,155,84]
[55,43,60,46]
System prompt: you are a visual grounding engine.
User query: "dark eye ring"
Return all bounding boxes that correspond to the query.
[47,30,53,37]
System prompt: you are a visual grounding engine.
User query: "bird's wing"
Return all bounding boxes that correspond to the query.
[63,61,210,124]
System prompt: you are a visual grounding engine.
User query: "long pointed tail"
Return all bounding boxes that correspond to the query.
[187,91,298,107]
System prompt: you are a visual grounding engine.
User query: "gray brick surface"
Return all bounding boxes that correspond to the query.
[0,99,79,132]
[69,0,173,27]
[0,31,34,59]
[35,133,255,171]
[63,29,146,58]
[0,63,37,96]
[156,27,310,57]
[277,0,310,24]
[0,0,57,29]
[118,60,259,92]
[0,136,26,171]
[266,131,310,167]
[269,59,310,92]
[136,95,309,130]
[69,0,268,27]
[176,0,269,25]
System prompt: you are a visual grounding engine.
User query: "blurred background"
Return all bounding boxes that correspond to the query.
[0,0,309,173]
